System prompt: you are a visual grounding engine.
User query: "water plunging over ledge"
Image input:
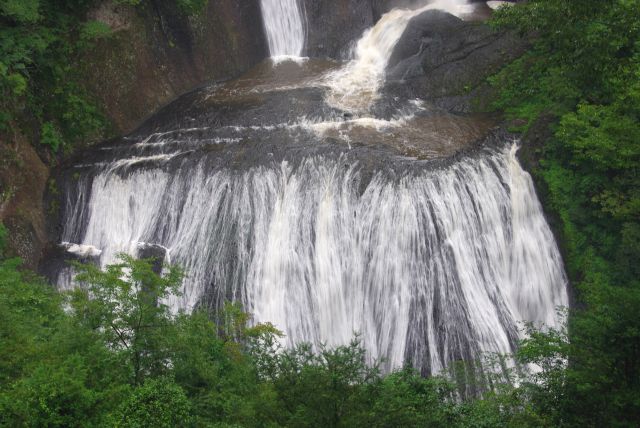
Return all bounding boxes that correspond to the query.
[324,0,474,112]
[50,1,568,375]
[260,0,306,59]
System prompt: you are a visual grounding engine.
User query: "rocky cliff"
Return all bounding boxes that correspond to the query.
[82,0,268,134]
[384,9,525,113]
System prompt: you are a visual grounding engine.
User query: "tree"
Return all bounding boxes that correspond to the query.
[251,338,381,427]
[171,308,279,426]
[115,378,192,428]
[70,254,183,386]
[0,255,125,426]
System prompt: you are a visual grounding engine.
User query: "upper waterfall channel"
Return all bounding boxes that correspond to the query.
[260,0,306,59]
[51,0,568,375]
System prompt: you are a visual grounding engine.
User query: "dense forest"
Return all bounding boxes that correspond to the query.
[1,0,639,426]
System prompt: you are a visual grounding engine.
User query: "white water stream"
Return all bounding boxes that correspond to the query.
[260,0,306,59]
[324,0,473,112]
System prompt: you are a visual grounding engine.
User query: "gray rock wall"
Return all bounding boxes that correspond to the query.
[82,0,268,134]
[303,0,376,59]
[383,9,526,113]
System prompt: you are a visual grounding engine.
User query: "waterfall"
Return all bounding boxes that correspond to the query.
[260,0,306,58]
[324,0,473,112]
[58,143,567,373]
[53,0,568,375]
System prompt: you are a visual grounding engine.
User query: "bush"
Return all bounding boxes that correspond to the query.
[117,378,192,428]
[0,223,7,256]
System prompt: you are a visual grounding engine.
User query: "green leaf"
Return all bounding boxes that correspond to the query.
[0,0,40,23]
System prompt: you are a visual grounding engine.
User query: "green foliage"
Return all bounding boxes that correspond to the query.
[2,0,639,426]
[362,368,458,428]
[116,378,192,428]
[565,286,640,426]
[5,357,99,427]
[5,248,624,427]
[0,257,124,426]
[492,0,640,279]
[0,252,488,427]
[255,339,381,427]
[71,254,183,385]
[79,20,112,44]
[0,0,109,155]
[0,223,7,256]
[1,254,276,426]
[40,121,64,152]
[0,257,62,387]
[491,0,640,425]
[0,0,40,23]
[171,308,276,426]
[175,0,208,16]
[1,0,210,153]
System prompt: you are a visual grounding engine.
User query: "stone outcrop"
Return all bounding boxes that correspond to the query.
[81,0,268,134]
[0,128,49,268]
[303,0,376,59]
[383,9,526,113]
[2,0,268,267]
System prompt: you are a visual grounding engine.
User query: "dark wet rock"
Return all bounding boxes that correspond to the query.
[371,0,506,22]
[384,9,526,113]
[372,0,424,21]
[39,243,101,285]
[41,3,527,279]
[132,84,341,137]
[138,243,167,274]
[303,0,375,59]
[0,128,48,269]
[81,0,268,134]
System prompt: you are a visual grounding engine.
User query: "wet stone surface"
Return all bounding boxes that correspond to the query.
[89,58,497,169]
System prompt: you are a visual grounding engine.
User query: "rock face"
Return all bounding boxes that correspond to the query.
[303,0,376,59]
[302,0,472,59]
[137,243,167,274]
[383,9,526,112]
[15,0,530,272]
[0,129,49,268]
[81,0,268,134]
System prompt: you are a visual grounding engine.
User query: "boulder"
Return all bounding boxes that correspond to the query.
[137,243,168,274]
[303,0,376,59]
[383,9,526,113]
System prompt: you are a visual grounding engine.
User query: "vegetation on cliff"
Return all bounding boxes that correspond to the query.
[0,0,208,157]
[490,0,640,425]
[1,0,107,155]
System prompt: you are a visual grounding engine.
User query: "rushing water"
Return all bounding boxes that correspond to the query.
[260,0,306,58]
[59,143,566,372]
[52,1,568,375]
[324,0,473,112]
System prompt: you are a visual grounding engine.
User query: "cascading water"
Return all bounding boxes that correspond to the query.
[59,143,566,372]
[324,0,473,112]
[52,1,568,375]
[260,0,306,58]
